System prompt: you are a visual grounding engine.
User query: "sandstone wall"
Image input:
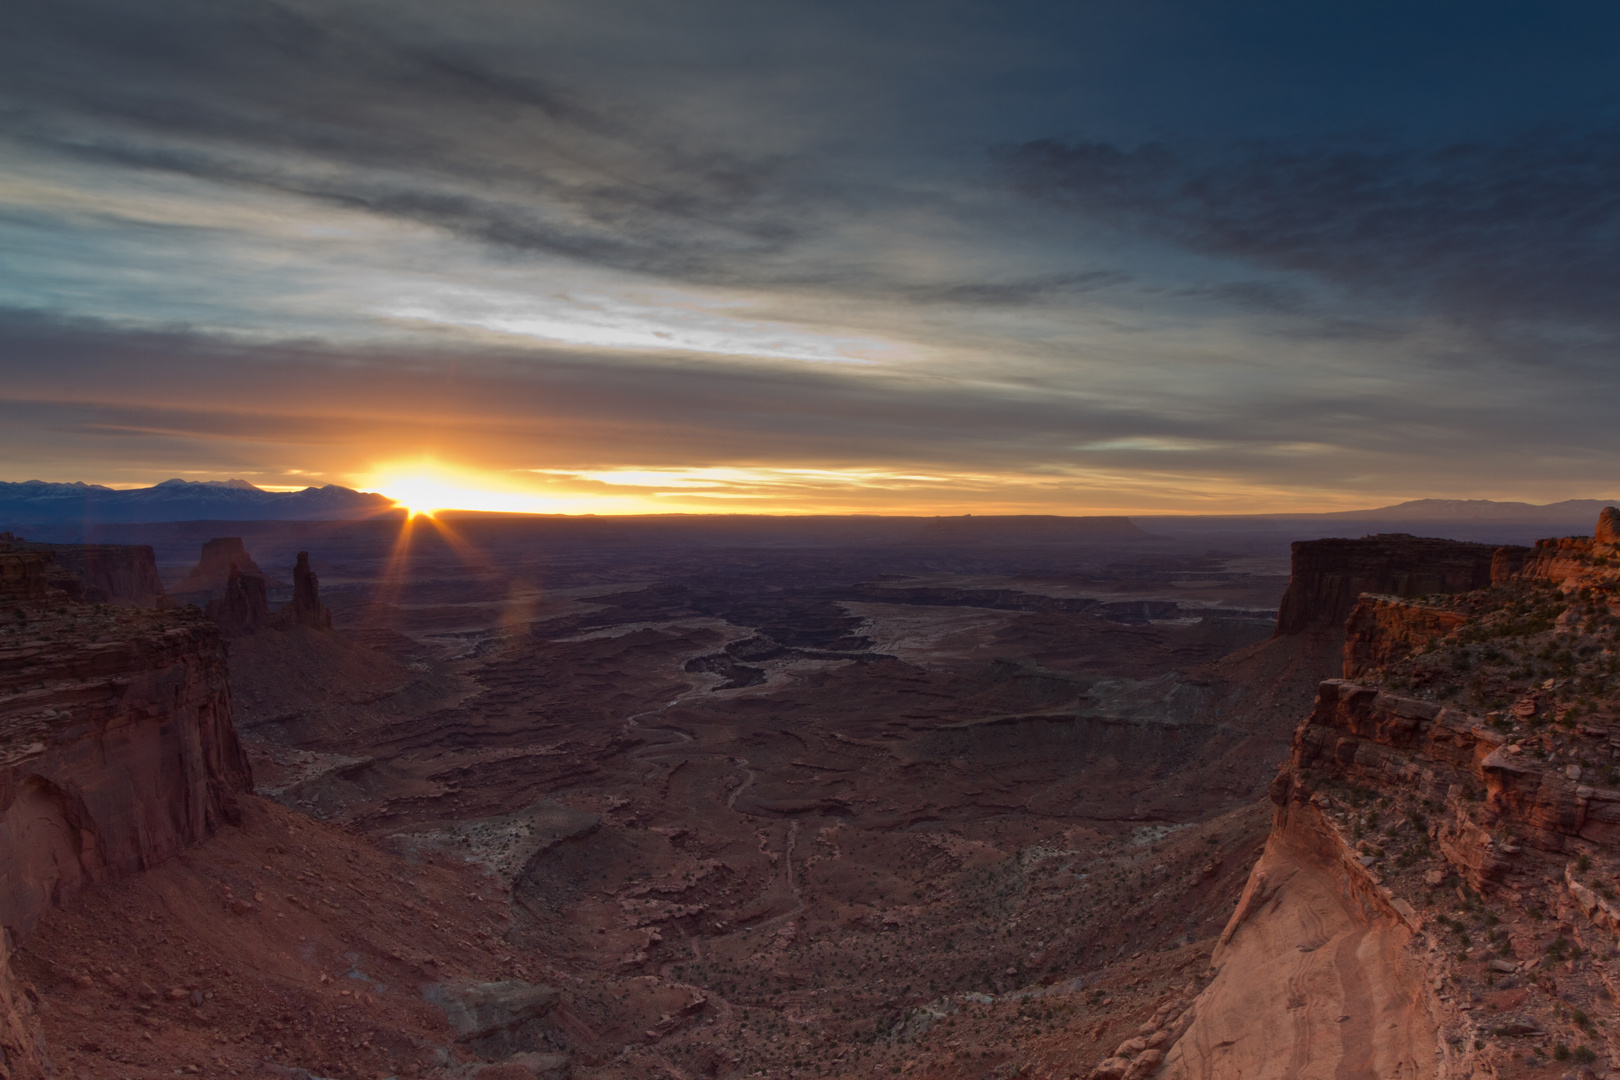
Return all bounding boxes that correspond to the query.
[1151,675,1620,1079]
[1288,679,1620,885]
[1,535,169,607]
[1159,794,1442,1080]
[272,550,332,630]
[0,552,61,607]
[31,542,166,606]
[1341,596,1472,680]
[1501,534,1597,587]
[1274,535,1509,636]
[0,606,252,942]
[0,944,43,1080]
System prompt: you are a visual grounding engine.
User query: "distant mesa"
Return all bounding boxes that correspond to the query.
[174,537,332,635]
[913,515,1150,542]
[171,536,279,602]
[0,530,168,607]
[0,477,394,525]
[1274,533,1513,636]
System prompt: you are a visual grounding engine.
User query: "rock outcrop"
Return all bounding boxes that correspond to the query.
[1503,534,1599,587]
[205,564,271,635]
[0,548,64,608]
[0,588,253,1077]
[174,539,332,635]
[1142,508,1620,1080]
[23,540,166,606]
[423,979,562,1058]
[1274,534,1512,636]
[1,532,170,607]
[1341,595,1470,680]
[0,604,252,941]
[1598,507,1620,546]
[170,536,272,606]
[273,550,331,630]
[0,944,44,1080]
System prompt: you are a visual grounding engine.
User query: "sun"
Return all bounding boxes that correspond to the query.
[361,462,552,517]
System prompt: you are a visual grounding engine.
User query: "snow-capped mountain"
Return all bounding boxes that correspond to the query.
[0,478,396,524]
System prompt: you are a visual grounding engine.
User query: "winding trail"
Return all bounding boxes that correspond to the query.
[727,756,757,811]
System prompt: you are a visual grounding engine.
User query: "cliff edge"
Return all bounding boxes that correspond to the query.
[1113,510,1620,1080]
[0,543,253,1076]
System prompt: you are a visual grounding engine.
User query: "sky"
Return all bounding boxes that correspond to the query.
[2,0,1619,515]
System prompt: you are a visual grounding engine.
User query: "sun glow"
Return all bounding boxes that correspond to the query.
[363,462,558,517]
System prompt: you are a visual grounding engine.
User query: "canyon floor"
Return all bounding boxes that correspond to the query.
[3,517,1355,1079]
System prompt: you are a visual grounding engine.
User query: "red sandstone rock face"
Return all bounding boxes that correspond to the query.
[28,542,166,606]
[272,550,331,630]
[0,604,251,942]
[205,564,271,635]
[0,550,63,607]
[0,533,168,607]
[1162,793,1438,1080]
[1597,506,1620,546]
[1342,596,1471,680]
[1274,534,1510,635]
[0,945,43,1080]
[170,536,272,604]
[1503,534,1596,587]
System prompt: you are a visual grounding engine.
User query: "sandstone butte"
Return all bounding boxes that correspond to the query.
[7,514,1620,1079]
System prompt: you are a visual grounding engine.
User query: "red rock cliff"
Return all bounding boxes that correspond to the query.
[1342,596,1471,680]
[205,565,271,636]
[1274,534,1514,636]
[273,550,331,630]
[0,604,252,942]
[0,551,63,607]
[2,533,169,607]
[1156,510,1620,1080]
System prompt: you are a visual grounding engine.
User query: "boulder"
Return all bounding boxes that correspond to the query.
[1124,1049,1165,1079]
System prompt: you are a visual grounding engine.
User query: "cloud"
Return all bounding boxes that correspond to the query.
[0,0,1134,313]
[996,127,1620,333]
[4,1,1620,512]
[5,312,1620,511]
[0,0,823,286]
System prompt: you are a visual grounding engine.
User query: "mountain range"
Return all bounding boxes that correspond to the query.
[2,480,1615,527]
[0,478,395,524]
[1318,497,1619,521]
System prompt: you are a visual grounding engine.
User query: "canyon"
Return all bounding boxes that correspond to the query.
[4,513,1620,1079]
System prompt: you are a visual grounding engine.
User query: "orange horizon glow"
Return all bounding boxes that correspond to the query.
[349,459,1598,519]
